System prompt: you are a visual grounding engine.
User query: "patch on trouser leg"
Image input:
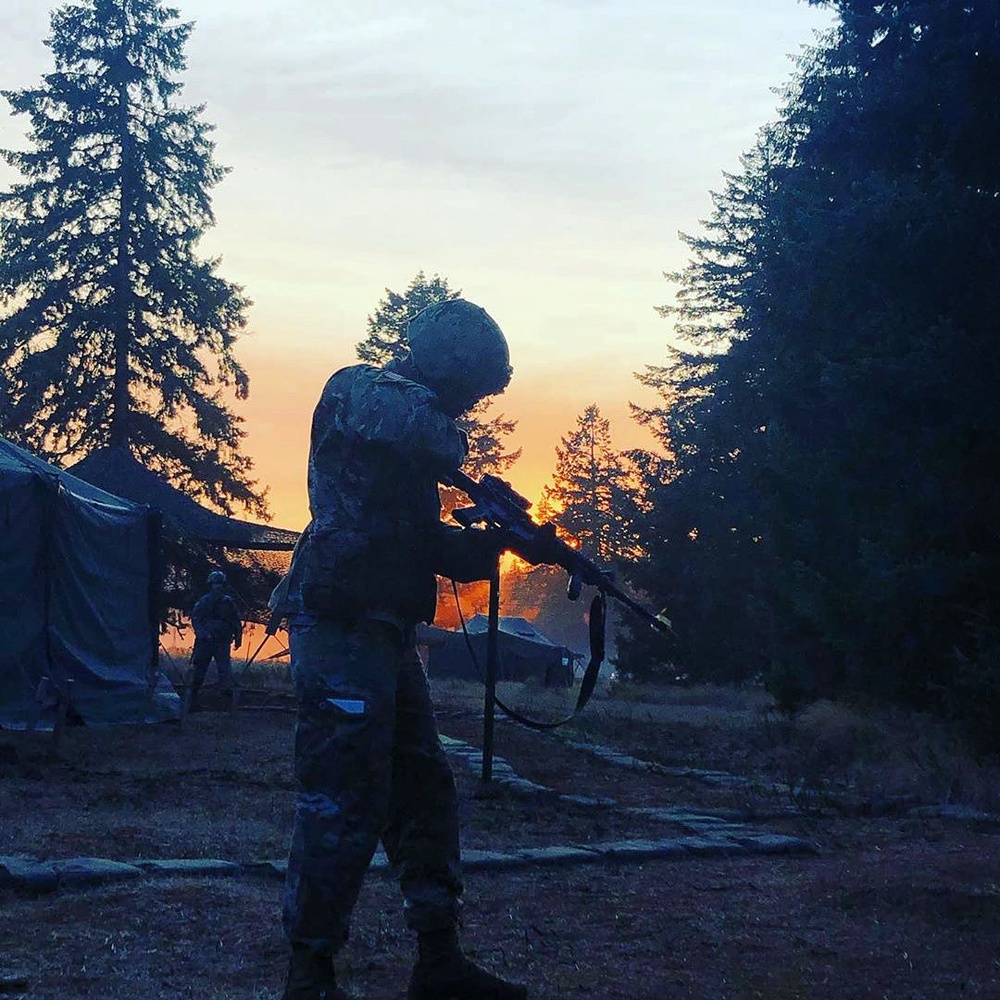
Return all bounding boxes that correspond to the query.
[326,697,366,716]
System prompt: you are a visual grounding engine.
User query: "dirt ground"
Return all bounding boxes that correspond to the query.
[0,691,998,999]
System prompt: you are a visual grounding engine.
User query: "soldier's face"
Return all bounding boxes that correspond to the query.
[437,386,485,419]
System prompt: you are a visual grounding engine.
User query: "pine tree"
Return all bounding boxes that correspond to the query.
[0,0,262,516]
[529,405,647,661]
[537,404,640,563]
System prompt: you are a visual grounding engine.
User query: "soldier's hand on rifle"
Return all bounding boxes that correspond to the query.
[435,525,507,582]
[490,523,560,567]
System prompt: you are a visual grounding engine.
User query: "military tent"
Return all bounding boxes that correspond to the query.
[0,438,177,729]
[423,615,577,687]
[68,445,300,550]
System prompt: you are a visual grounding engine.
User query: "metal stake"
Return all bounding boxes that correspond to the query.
[481,561,500,783]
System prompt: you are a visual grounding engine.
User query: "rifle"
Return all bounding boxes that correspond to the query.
[444,468,672,635]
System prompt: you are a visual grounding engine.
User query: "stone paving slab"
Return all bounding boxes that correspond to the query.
[513,845,598,867]
[2,830,819,896]
[440,733,804,847]
[673,835,743,856]
[560,793,619,808]
[560,736,759,789]
[581,838,692,861]
[53,857,144,886]
[730,832,820,855]
[908,804,999,823]
[135,858,242,876]
[459,849,536,872]
[0,856,58,894]
[244,859,287,879]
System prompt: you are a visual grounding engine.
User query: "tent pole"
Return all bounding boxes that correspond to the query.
[481,561,500,784]
[146,510,163,716]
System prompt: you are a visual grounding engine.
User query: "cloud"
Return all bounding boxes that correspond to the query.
[178,0,826,207]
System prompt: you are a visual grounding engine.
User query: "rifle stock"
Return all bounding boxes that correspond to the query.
[443,469,672,635]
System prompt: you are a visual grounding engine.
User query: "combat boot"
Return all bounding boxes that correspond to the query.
[282,946,349,1000]
[408,928,527,1000]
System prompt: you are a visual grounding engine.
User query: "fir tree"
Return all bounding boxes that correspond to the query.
[537,404,640,563]
[0,0,262,516]
[530,405,647,663]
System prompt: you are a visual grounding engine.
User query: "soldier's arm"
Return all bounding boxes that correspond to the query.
[228,600,243,645]
[190,596,207,632]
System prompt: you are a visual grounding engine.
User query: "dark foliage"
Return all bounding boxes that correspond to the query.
[625,1,1000,746]
[0,0,263,518]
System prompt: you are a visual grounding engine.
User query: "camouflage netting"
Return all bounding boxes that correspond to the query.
[68,446,300,551]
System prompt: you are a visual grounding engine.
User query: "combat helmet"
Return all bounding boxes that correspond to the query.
[406,299,512,412]
[207,570,227,586]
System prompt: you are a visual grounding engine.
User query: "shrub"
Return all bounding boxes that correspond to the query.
[944,641,1000,757]
[764,661,813,716]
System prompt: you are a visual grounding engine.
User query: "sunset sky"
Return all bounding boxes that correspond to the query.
[0,0,834,531]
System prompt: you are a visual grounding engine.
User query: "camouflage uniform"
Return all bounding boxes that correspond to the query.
[277,363,501,955]
[190,588,242,697]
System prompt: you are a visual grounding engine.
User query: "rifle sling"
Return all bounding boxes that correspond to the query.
[454,582,606,731]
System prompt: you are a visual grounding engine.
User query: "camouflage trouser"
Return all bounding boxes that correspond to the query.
[190,637,233,695]
[283,617,462,955]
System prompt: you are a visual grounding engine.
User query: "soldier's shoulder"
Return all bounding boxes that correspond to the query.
[370,368,437,405]
[327,364,436,407]
[319,364,374,396]
[313,364,443,442]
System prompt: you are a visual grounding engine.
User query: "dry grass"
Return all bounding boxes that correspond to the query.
[777,699,1000,814]
[429,677,1000,816]
[162,648,999,817]
[157,651,293,694]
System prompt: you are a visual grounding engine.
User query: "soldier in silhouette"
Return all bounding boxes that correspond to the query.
[272,300,528,1000]
[188,570,242,709]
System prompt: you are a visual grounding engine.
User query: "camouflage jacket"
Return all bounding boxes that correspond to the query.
[276,364,498,626]
[191,591,242,644]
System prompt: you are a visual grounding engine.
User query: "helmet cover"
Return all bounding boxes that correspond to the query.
[406,299,512,408]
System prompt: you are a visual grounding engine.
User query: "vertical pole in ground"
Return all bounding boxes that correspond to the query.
[145,510,163,722]
[481,562,500,784]
[49,678,74,761]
